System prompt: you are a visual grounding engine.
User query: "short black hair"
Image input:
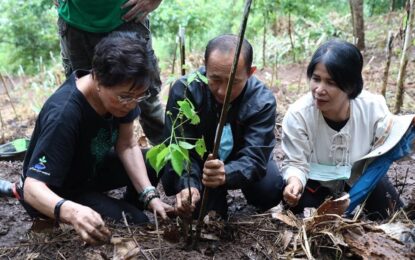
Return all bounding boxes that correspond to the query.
[204,34,253,73]
[92,31,155,91]
[306,39,363,99]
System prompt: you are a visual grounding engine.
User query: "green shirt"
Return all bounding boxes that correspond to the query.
[58,0,128,33]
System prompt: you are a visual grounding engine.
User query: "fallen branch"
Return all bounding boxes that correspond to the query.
[121,211,150,260]
[153,209,162,260]
[301,225,314,260]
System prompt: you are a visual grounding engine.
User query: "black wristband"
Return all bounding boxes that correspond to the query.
[144,193,160,209]
[54,199,67,224]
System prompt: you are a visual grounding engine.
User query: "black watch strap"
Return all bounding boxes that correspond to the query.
[54,199,67,225]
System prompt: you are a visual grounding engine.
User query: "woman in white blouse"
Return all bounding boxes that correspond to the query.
[281,39,415,219]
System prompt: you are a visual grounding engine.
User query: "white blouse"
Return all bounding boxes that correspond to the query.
[281,90,391,189]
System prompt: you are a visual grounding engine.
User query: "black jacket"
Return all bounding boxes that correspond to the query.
[163,67,276,194]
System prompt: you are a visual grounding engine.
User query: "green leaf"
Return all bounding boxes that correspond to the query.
[190,114,200,125]
[170,145,184,176]
[171,144,189,162]
[177,99,200,125]
[196,71,208,84]
[155,146,169,174]
[177,99,196,121]
[182,64,190,71]
[146,143,166,173]
[195,138,207,158]
[187,72,197,85]
[179,146,190,161]
[179,141,195,149]
[165,75,177,86]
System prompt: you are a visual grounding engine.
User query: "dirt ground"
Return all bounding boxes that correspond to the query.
[1,16,415,259]
[0,148,414,259]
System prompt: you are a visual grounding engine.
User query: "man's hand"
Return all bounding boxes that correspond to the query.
[202,154,226,188]
[122,0,162,22]
[283,177,303,207]
[175,187,200,218]
[60,201,111,245]
[148,197,173,219]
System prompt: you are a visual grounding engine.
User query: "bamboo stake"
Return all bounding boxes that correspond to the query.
[179,26,186,76]
[168,36,179,93]
[0,73,18,119]
[394,0,414,113]
[381,31,394,97]
[194,0,253,245]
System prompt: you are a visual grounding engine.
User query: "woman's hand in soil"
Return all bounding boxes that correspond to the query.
[175,187,200,218]
[283,177,303,207]
[202,154,226,188]
[61,201,111,245]
[148,197,173,219]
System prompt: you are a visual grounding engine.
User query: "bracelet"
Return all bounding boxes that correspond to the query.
[143,192,160,209]
[138,186,156,203]
[54,199,67,225]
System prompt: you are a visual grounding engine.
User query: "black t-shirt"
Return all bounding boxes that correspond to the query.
[323,116,349,132]
[22,70,140,193]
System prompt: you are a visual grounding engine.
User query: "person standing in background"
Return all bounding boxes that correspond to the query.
[56,0,165,144]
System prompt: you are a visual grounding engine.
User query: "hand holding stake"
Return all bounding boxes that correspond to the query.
[194,0,253,246]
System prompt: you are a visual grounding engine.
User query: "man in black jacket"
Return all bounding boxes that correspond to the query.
[162,34,282,217]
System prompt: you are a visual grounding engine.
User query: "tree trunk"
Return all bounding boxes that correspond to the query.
[381,31,394,97]
[394,0,414,113]
[391,0,396,11]
[349,0,365,50]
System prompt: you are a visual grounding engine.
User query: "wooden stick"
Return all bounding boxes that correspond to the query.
[381,31,394,97]
[179,26,186,76]
[301,225,314,260]
[169,36,179,92]
[394,0,414,113]
[194,0,253,245]
[121,211,150,260]
[153,209,162,260]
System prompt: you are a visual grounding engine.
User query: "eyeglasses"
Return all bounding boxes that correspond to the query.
[117,89,151,104]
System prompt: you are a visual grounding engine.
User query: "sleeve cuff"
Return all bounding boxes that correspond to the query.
[283,166,307,189]
[224,164,243,189]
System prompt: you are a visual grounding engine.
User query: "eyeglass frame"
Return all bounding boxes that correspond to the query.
[116,89,151,104]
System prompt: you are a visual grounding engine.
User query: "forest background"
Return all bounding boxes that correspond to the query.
[0,0,408,74]
[0,0,413,142]
[0,0,413,119]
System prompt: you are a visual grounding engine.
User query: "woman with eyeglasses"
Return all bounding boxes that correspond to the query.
[18,31,173,244]
[280,39,415,220]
